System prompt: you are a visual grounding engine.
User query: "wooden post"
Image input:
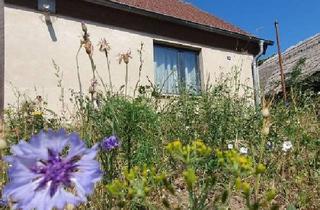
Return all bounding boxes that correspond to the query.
[274,21,287,103]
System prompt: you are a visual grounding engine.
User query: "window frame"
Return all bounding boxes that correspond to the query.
[153,41,202,95]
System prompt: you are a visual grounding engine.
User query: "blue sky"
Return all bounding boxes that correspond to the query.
[187,0,319,57]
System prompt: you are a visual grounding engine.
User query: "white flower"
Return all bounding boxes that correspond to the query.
[0,138,7,150]
[227,144,234,150]
[240,147,248,154]
[282,141,293,152]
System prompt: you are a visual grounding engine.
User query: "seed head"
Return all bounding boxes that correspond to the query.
[261,126,270,136]
[0,138,7,149]
[98,38,111,52]
[261,107,270,118]
[118,50,132,64]
[81,22,87,34]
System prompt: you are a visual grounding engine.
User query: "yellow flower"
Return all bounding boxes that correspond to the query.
[235,177,242,190]
[237,156,249,165]
[31,111,43,116]
[215,149,223,158]
[166,140,182,152]
[125,167,138,181]
[235,178,250,195]
[255,163,266,174]
[192,140,211,156]
[265,189,277,201]
[106,179,126,196]
[172,140,182,148]
[241,182,250,195]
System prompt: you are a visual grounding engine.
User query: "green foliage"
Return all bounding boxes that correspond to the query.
[80,96,162,168]
[2,83,319,209]
[106,165,173,209]
[1,26,319,209]
[4,97,61,145]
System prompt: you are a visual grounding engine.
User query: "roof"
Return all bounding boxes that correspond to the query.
[111,0,249,36]
[259,33,320,93]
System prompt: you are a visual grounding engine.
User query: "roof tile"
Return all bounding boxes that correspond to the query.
[111,0,249,36]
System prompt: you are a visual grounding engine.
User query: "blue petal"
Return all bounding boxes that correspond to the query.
[11,140,48,160]
[3,179,38,207]
[72,160,102,196]
[66,133,86,159]
[80,144,99,160]
[19,188,51,210]
[29,129,69,155]
[7,165,39,185]
[49,188,83,209]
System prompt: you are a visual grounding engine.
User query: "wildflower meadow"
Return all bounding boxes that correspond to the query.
[0,24,319,210]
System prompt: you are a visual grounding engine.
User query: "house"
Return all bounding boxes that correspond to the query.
[1,0,272,112]
[259,33,320,94]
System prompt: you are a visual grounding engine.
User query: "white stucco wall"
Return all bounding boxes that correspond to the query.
[4,6,254,113]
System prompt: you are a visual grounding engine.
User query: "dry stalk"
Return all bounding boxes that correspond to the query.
[118,50,132,97]
[134,42,144,97]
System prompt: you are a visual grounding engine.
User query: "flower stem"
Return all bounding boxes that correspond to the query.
[125,63,128,97]
[105,50,113,93]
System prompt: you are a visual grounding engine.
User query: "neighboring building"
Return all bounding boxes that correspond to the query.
[259,33,320,94]
[2,0,272,112]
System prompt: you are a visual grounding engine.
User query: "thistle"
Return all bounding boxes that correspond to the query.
[98,38,113,92]
[2,129,102,210]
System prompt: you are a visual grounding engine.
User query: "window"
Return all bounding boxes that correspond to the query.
[154,44,201,94]
[38,0,56,13]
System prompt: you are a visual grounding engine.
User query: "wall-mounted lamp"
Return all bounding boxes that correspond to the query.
[38,0,57,41]
[38,0,56,13]
[38,0,56,24]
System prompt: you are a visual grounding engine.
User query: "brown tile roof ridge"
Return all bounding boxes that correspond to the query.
[110,0,251,36]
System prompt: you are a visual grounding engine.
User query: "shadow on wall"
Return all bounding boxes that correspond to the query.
[44,15,57,42]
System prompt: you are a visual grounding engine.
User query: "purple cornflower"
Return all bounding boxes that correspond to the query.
[2,129,101,210]
[0,199,7,207]
[101,135,120,151]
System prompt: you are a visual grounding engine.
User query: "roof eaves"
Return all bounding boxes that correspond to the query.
[83,0,273,46]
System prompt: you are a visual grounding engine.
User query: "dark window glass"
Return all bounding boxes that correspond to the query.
[154,44,200,94]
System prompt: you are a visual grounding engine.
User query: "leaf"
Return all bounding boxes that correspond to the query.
[286,204,297,210]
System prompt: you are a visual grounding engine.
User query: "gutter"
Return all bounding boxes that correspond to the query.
[252,40,264,107]
[83,0,273,46]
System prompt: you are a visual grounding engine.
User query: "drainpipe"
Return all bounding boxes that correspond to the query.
[252,40,264,107]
